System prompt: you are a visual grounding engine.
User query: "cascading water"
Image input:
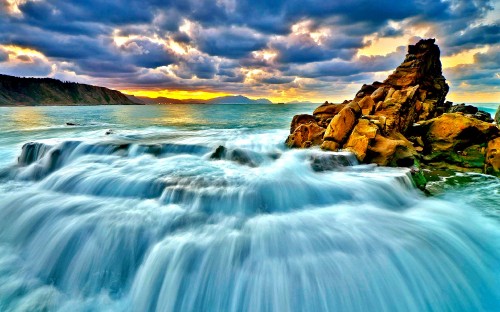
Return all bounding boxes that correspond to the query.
[0,104,499,312]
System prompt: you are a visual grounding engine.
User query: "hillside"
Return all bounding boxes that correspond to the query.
[0,74,137,105]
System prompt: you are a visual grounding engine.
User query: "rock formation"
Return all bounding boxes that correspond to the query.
[286,39,500,178]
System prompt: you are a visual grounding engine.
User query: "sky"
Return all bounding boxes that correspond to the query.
[0,0,499,103]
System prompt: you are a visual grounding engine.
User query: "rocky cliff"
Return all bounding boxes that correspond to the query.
[286,39,500,178]
[0,74,137,105]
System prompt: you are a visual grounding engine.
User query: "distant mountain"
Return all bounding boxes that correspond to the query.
[206,95,272,104]
[134,96,206,104]
[0,74,137,106]
[132,94,274,105]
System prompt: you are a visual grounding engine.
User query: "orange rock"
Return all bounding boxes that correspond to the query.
[366,132,417,167]
[286,122,325,148]
[289,114,317,133]
[420,113,499,153]
[344,119,379,161]
[359,96,376,115]
[321,140,340,151]
[323,104,360,144]
[313,103,346,118]
[485,137,500,175]
[371,87,386,102]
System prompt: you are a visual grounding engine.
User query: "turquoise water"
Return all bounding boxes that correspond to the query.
[473,103,499,116]
[0,104,499,311]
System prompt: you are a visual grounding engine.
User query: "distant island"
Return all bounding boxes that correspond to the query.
[0,74,276,106]
[0,74,136,106]
[132,94,273,105]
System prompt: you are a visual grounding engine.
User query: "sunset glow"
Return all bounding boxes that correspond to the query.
[0,0,498,103]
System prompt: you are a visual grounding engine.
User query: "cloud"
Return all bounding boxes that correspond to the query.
[0,0,497,101]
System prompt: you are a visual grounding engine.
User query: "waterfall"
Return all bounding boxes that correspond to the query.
[0,132,499,312]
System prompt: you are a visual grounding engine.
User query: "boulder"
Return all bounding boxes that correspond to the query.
[358,96,376,115]
[485,138,500,176]
[323,102,361,144]
[473,111,493,123]
[290,114,317,133]
[313,102,346,127]
[418,113,499,169]
[448,103,478,114]
[286,121,325,148]
[344,119,379,162]
[366,132,417,167]
[419,113,499,154]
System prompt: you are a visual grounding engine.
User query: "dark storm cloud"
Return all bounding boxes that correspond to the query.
[0,0,498,98]
[193,27,268,59]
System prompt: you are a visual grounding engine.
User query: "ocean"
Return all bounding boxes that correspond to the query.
[0,104,499,311]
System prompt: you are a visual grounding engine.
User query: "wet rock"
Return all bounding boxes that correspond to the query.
[309,153,357,172]
[18,142,52,166]
[66,122,79,126]
[210,145,227,159]
[210,146,262,167]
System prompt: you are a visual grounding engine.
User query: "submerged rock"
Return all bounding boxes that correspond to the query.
[285,38,500,178]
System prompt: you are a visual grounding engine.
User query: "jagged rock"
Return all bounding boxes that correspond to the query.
[324,102,361,144]
[495,105,500,124]
[286,122,325,148]
[485,138,500,176]
[344,119,379,162]
[289,114,317,133]
[375,85,421,133]
[285,38,500,177]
